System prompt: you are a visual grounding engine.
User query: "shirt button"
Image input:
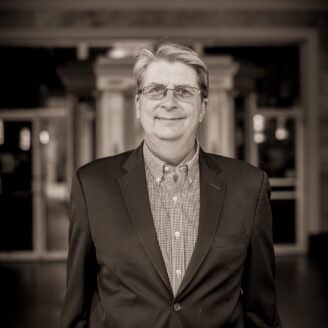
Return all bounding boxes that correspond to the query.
[173,303,181,312]
[156,177,161,183]
[174,231,180,239]
[173,195,178,203]
[176,269,181,278]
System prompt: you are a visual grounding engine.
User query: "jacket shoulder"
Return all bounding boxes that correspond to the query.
[76,149,134,179]
[203,152,267,185]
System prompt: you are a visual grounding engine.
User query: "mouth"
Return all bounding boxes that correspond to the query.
[155,117,185,121]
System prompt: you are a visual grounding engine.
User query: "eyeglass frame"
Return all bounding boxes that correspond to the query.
[137,84,203,102]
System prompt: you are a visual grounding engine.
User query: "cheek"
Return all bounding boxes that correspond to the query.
[189,107,202,121]
[139,107,156,129]
[139,101,155,116]
[140,108,154,121]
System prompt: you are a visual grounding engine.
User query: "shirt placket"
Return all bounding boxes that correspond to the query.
[166,172,185,295]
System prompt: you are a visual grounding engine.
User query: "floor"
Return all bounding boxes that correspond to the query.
[276,256,328,327]
[0,255,327,328]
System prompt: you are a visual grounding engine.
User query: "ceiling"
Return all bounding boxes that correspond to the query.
[0,0,327,11]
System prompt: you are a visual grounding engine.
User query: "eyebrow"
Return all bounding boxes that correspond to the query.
[146,83,198,88]
[146,83,166,87]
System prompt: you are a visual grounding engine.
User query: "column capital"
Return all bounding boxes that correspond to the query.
[205,56,239,90]
[94,56,135,91]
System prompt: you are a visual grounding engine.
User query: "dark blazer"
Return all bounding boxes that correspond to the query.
[62,143,281,328]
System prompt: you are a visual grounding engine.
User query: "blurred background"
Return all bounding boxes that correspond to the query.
[0,0,327,327]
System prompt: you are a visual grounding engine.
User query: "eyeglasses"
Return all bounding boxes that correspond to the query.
[138,85,201,102]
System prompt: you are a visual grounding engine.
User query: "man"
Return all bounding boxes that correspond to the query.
[62,43,281,327]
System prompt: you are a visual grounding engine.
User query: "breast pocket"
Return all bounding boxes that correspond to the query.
[211,232,249,273]
[213,231,248,248]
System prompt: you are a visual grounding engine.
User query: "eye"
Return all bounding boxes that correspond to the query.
[147,85,165,94]
[175,87,193,97]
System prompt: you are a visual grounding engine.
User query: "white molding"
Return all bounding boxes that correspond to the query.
[255,109,301,117]
[271,192,296,200]
[0,108,67,119]
[0,251,67,261]
[270,178,296,186]
[300,30,320,234]
[274,244,306,255]
[32,119,44,254]
[0,0,327,11]
[0,27,318,47]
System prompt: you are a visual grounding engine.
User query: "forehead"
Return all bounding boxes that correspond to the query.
[143,60,198,86]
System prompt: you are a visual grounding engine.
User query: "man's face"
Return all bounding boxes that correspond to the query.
[135,60,207,146]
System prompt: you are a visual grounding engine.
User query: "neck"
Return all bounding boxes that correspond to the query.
[145,138,196,166]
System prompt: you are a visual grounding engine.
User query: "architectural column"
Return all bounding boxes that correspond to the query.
[200,57,239,157]
[94,57,135,158]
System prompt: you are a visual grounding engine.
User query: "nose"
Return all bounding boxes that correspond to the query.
[161,89,178,110]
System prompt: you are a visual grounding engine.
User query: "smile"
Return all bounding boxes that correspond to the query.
[155,117,185,120]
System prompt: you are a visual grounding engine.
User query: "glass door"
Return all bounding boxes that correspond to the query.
[0,105,73,260]
[245,94,305,253]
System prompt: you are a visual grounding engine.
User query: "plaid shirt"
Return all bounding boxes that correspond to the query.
[143,142,200,295]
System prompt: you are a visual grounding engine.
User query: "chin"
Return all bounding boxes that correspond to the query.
[155,133,182,141]
[150,126,180,139]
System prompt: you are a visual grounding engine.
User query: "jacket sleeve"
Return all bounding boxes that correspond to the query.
[242,172,282,327]
[61,170,97,328]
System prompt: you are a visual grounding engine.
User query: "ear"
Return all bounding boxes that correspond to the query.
[199,98,208,122]
[135,94,140,119]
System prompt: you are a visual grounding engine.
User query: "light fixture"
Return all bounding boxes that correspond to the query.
[275,118,289,140]
[253,132,266,144]
[253,114,265,132]
[19,127,31,151]
[39,130,50,144]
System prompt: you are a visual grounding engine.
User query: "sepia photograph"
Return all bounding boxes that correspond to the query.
[0,0,327,327]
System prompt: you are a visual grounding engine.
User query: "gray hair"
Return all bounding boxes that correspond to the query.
[133,43,209,99]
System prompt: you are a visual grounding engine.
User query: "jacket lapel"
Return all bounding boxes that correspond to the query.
[118,144,171,293]
[176,150,226,298]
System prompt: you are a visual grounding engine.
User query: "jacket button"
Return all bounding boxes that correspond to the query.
[173,303,181,312]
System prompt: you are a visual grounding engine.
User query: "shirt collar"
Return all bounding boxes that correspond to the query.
[143,140,199,184]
